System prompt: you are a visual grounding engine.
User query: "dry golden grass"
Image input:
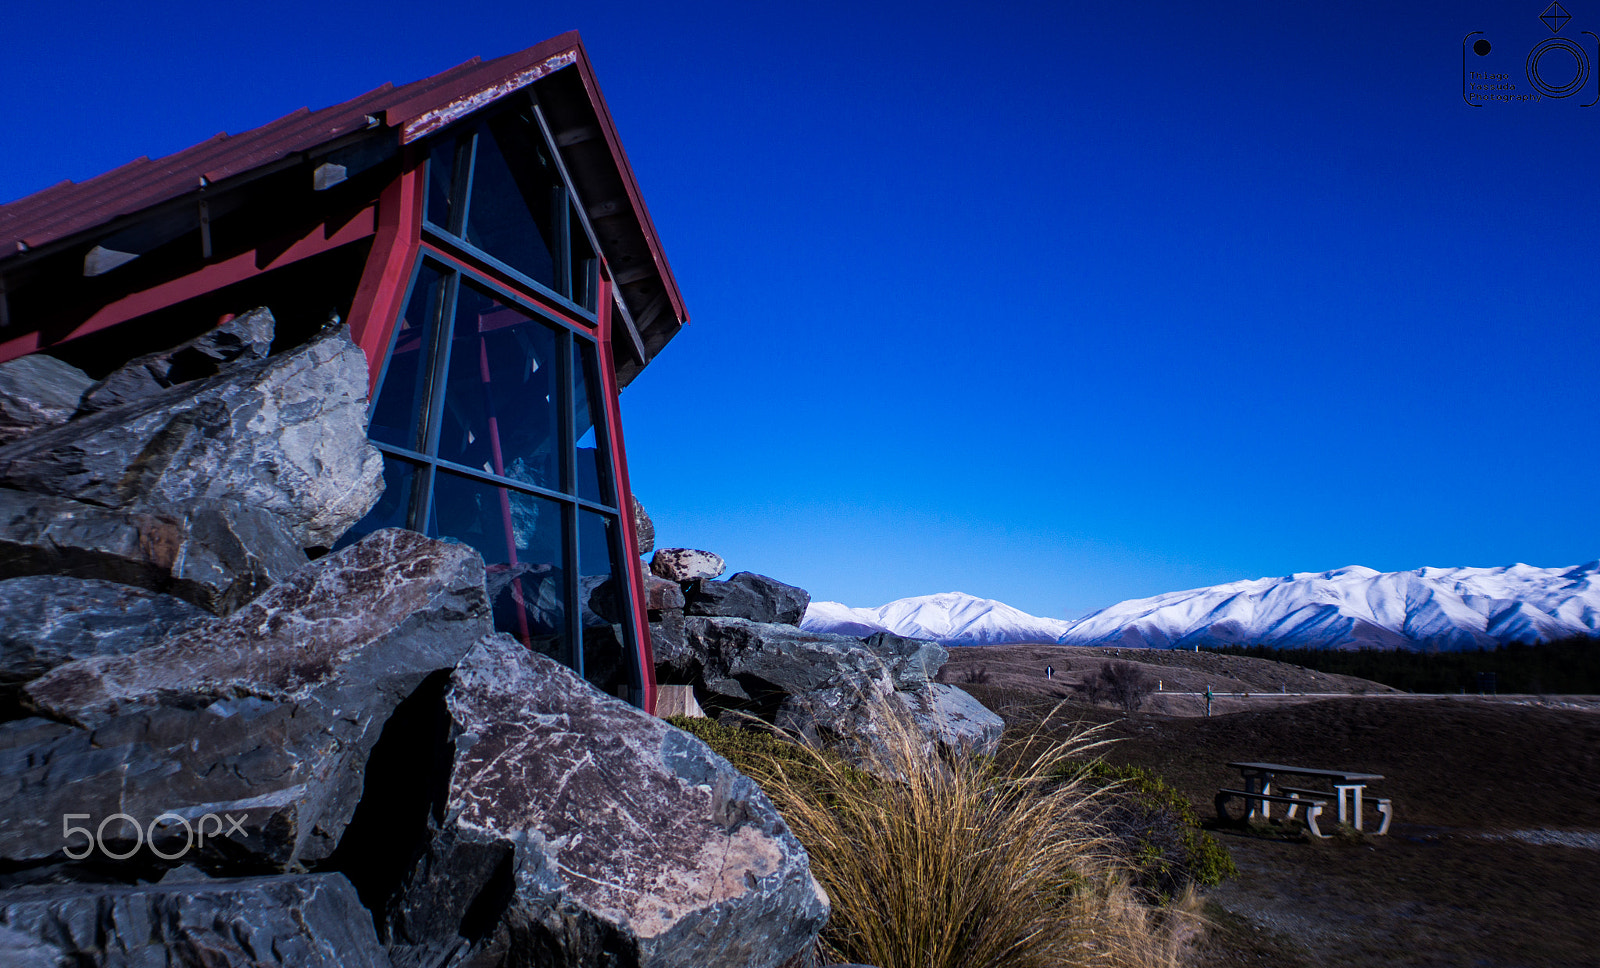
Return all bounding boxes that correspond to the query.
[720,705,1201,968]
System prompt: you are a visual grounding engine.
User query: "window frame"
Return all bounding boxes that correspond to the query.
[367,245,638,695]
[419,95,601,320]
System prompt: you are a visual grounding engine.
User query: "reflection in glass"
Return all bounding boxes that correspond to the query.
[573,339,611,505]
[570,199,597,310]
[369,263,447,452]
[334,454,422,550]
[435,282,561,489]
[463,112,564,294]
[425,139,464,234]
[579,509,629,697]
[431,470,567,662]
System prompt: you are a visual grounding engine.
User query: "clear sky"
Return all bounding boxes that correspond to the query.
[4,1,1596,620]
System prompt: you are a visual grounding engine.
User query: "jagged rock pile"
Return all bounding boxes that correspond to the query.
[0,313,831,968]
[644,549,1003,758]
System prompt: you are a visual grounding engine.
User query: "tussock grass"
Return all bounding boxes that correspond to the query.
[675,708,1200,968]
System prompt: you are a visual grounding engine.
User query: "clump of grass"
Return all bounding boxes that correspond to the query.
[673,709,1198,968]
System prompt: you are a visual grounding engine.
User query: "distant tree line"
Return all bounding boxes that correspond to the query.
[1208,636,1600,694]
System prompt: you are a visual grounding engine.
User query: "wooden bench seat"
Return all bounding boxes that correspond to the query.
[1215,788,1330,839]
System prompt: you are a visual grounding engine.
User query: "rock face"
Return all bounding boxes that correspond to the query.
[0,575,209,709]
[0,354,93,446]
[646,573,686,611]
[651,548,725,582]
[632,493,655,555]
[668,614,999,757]
[0,325,383,549]
[685,571,811,625]
[677,616,915,708]
[77,306,277,414]
[4,529,490,872]
[777,682,1004,759]
[0,873,391,968]
[387,635,829,968]
[859,631,949,689]
[0,490,309,614]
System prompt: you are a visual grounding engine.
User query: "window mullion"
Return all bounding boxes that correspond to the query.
[452,132,478,236]
[553,185,571,301]
[421,268,460,466]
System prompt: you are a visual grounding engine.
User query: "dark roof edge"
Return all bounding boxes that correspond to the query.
[0,33,687,340]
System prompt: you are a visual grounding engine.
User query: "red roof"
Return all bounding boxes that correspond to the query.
[0,32,685,331]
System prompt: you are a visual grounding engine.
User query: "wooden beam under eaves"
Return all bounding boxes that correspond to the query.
[611,289,648,366]
[611,264,654,286]
[554,125,601,147]
[630,289,668,334]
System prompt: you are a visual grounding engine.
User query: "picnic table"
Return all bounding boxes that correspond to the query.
[1221,761,1392,836]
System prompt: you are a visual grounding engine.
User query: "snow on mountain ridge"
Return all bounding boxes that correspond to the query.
[799,562,1600,651]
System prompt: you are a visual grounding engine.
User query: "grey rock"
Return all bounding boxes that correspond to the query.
[0,922,64,968]
[859,631,948,688]
[0,355,92,447]
[680,616,899,711]
[0,873,391,968]
[0,490,309,614]
[77,307,276,414]
[0,576,209,709]
[649,610,689,680]
[685,572,811,626]
[777,683,1003,760]
[893,683,1004,755]
[0,325,383,549]
[646,573,685,611]
[650,548,725,582]
[632,493,655,555]
[388,634,829,968]
[3,530,489,872]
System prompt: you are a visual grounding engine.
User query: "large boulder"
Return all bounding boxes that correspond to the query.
[650,548,725,582]
[386,634,829,968]
[858,631,949,688]
[645,573,686,611]
[632,493,655,555]
[0,489,309,614]
[685,571,811,625]
[676,616,901,711]
[0,324,383,549]
[0,873,391,968]
[0,576,209,713]
[0,355,93,446]
[2,529,490,872]
[76,306,277,414]
[895,683,1005,754]
[777,683,1004,759]
[649,610,689,680]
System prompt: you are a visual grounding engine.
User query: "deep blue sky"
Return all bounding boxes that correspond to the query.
[4,1,1596,619]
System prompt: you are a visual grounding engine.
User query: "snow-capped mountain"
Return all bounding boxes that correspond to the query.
[800,562,1600,651]
[804,592,1077,646]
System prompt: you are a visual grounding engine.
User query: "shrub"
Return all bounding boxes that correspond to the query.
[672,709,1197,968]
[1081,660,1155,715]
[961,664,993,684]
[1063,760,1238,901]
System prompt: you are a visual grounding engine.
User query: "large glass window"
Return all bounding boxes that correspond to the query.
[346,254,636,701]
[423,100,598,314]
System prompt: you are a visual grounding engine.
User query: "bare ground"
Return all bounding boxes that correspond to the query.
[949,644,1600,968]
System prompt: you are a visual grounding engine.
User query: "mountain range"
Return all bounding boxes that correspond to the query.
[801,562,1600,651]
